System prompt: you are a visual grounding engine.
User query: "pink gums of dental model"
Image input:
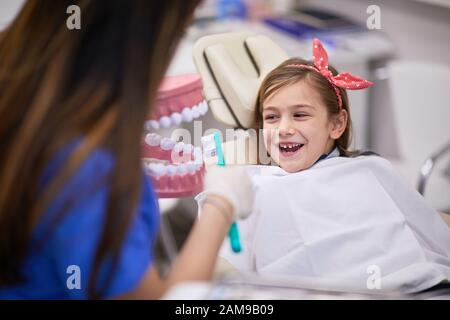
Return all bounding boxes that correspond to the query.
[143,74,206,198]
[149,74,204,119]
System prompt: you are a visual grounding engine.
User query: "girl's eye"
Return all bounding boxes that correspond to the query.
[294,113,308,118]
[264,114,278,121]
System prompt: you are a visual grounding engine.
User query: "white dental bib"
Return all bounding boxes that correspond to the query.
[219,156,450,293]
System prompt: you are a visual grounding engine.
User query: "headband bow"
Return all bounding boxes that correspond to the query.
[289,38,374,109]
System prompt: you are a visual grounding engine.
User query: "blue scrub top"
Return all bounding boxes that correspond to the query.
[0,142,160,299]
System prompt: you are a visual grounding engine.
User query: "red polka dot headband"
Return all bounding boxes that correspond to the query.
[287,38,374,110]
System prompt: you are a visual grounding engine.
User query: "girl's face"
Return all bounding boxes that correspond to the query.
[262,80,346,173]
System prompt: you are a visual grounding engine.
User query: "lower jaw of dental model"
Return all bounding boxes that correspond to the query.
[142,74,207,198]
[142,133,204,198]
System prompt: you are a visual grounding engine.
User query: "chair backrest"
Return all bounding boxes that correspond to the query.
[388,60,450,210]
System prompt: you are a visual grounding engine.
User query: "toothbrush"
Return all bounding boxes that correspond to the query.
[201,132,242,253]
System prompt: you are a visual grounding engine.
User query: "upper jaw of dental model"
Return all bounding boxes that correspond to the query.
[142,133,204,198]
[145,74,208,130]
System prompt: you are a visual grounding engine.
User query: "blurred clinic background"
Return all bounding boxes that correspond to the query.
[1,0,449,269]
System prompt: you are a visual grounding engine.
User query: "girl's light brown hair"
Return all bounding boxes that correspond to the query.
[0,0,201,298]
[253,57,359,158]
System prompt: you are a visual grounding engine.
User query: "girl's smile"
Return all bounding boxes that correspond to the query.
[278,142,304,157]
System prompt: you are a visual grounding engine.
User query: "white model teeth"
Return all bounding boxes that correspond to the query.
[183,144,193,154]
[166,164,177,176]
[145,100,209,132]
[198,101,208,115]
[173,142,185,153]
[147,163,167,176]
[177,164,188,175]
[181,107,193,122]
[160,137,175,150]
[145,133,161,147]
[170,112,182,126]
[145,120,160,131]
[159,116,171,129]
[195,162,203,170]
[191,105,200,119]
[186,161,197,173]
[156,163,167,176]
[193,146,203,163]
[144,159,202,177]
[143,101,210,178]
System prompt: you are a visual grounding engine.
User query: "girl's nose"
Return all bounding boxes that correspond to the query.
[278,117,295,136]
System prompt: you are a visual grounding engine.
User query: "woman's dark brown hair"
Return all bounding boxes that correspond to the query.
[254,57,358,158]
[0,0,200,298]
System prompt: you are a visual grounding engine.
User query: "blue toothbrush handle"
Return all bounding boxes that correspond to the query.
[228,222,242,253]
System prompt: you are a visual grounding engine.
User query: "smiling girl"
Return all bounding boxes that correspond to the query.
[218,39,450,294]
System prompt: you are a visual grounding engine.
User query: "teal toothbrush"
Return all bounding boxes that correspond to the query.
[201,132,242,253]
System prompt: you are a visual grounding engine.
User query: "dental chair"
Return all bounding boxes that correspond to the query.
[418,141,450,227]
[387,61,450,217]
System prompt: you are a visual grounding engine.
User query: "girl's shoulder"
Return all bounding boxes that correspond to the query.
[318,151,397,175]
[340,152,402,178]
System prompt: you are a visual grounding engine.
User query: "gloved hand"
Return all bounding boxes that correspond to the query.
[197,165,254,220]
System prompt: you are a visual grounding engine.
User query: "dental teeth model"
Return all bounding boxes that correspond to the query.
[142,74,208,198]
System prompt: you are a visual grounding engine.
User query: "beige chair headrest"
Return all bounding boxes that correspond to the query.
[193,32,289,128]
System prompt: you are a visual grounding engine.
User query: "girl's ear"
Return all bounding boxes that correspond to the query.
[330,109,348,140]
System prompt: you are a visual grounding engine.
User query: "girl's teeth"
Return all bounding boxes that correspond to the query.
[145,133,161,146]
[170,112,182,126]
[159,116,171,129]
[181,107,193,122]
[160,137,175,150]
